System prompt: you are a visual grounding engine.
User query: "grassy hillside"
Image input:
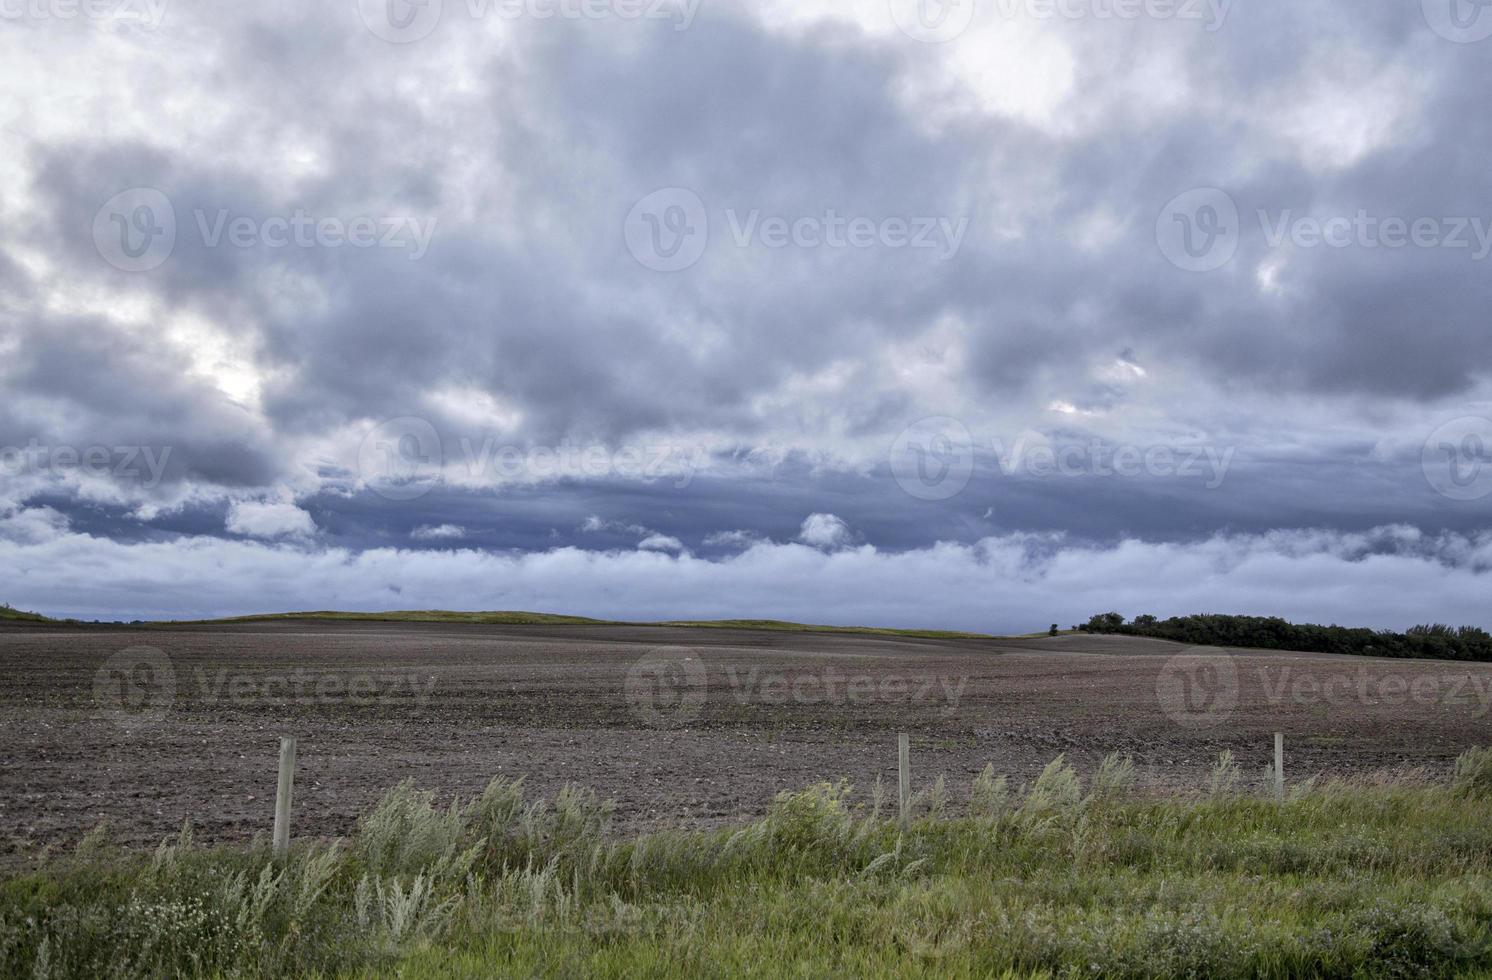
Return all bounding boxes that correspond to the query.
[164,609,1000,640]
[202,609,612,627]
[0,603,52,623]
[655,618,994,640]
[7,750,1492,978]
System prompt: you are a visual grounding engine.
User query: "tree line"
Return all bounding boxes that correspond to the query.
[1076,612,1492,662]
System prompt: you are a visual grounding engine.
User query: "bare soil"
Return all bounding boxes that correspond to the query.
[2,621,1489,853]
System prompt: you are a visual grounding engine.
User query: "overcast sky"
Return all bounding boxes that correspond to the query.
[2,0,1491,630]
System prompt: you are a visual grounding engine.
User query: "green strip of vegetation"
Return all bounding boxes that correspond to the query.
[201,610,612,627]
[1080,611,1492,662]
[654,619,993,640]
[204,611,994,639]
[7,750,1492,978]
[0,603,52,623]
[1,604,1000,640]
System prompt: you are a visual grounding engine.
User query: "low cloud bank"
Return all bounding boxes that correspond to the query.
[3,522,1489,633]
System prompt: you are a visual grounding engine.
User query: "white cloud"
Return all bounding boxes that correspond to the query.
[580,516,650,536]
[4,526,1491,633]
[749,0,1076,130]
[225,501,316,540]
[0,506,69,545]
[411,523,467,541]
[798,513,853,550]
[703,530,766,549]
[1264,53,1428,173]
[638,533,685,553]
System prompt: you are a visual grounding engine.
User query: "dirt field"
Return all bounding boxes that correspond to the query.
[3,620,1490,853]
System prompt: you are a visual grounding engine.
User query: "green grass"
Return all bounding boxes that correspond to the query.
[199,610,612,627]
[209,610,996,640]
[7,751,1492,978]
[4,606,1004,640]
[212,610,986,639]
[0,603,52,623]
[1003,629,1081,639]
[653,618,994,640]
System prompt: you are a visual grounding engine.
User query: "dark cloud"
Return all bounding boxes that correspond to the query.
[2,0,1491,621]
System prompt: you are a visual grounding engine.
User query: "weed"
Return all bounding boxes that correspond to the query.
[5,754,1492,978]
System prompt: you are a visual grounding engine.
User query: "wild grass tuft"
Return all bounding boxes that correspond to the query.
[1090,752,1136,803]
[353,781,468,877]
[969,764,1009,819]
[1208,750,1241,797]
[1453,746,1492,799]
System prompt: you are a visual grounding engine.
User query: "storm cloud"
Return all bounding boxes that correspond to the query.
[1,0,1490,627]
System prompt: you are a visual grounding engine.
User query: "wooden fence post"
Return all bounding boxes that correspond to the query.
[273,736,297,860]
[898,733,911,828]
[1273,732,1285,803]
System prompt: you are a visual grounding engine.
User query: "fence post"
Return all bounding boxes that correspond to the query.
[898,733,911,828]
[273,736,297,860]
[1273,732,1285,803]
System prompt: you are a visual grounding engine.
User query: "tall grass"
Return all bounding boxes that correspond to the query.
[5,752,1492,978]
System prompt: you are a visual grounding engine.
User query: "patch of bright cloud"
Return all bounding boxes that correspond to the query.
[0,506,69,545]
[412,523,466,541]
[799,513,853,550]
[704,530,766,550]
[226,501,316,540]
[638,533,685,553]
